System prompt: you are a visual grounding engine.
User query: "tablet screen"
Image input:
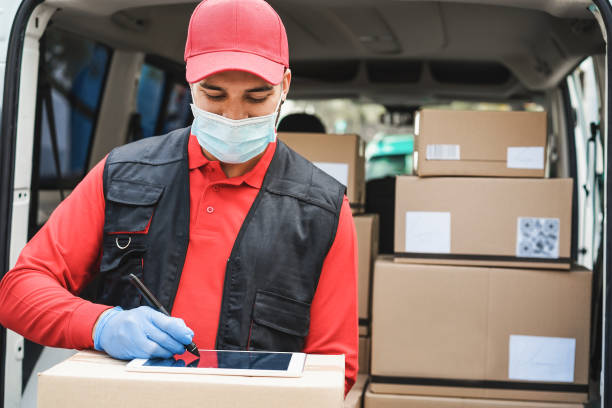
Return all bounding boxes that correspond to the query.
[144,350,293,371]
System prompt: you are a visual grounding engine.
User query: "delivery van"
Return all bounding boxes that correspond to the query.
[0,0,610,407]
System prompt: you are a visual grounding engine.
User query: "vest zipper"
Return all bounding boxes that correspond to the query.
[165,144,191,316]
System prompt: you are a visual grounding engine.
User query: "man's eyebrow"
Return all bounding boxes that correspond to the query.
[199,82,224,91]
[246,85,274,93]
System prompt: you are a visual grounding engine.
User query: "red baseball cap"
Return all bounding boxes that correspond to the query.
[184,0,289,85]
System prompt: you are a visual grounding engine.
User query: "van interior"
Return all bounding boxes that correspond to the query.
[1,0,608,407]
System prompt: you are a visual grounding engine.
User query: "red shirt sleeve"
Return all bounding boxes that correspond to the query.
[302,196,359,396]
[0,158,112,349]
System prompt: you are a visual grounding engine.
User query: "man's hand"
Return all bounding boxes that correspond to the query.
[93,306,194,360]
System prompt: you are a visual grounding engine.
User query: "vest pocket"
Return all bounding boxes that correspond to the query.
[105,179,164,233]
[98,179,163,308]
[99,234,147,309]
[248,290,311,352]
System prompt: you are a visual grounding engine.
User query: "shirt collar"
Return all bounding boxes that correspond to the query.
[187,133,276,189]
[188,133,209,170]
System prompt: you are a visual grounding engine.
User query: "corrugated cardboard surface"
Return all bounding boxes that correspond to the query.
[355,214,380,321]
[373,258,489,380]
[364,387,584,408]
[415,109,547,178]
[394,177,573,269]
[278,132,366,210]
[345,374,369,408]
[38,351,345,408]
[370,259,591,403]
[359,336,370,374]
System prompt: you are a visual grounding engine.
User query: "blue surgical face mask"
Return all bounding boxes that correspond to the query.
[190,86,284,164]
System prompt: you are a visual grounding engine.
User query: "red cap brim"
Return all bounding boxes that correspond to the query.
[186,50,285,85]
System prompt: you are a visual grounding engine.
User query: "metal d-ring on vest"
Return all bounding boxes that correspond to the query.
[115,236,131,250]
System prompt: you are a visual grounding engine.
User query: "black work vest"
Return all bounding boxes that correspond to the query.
[96,127,345,351]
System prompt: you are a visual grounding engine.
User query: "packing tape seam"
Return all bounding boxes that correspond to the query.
[394,252,571,263]
[369,376,588,393]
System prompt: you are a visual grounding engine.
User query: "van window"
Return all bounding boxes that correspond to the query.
[281,98,386,138]
[32,28,111,229]
[136,58,191,139]
[280,99,393,180]
[37,27,111,187]
[137,64,166,139]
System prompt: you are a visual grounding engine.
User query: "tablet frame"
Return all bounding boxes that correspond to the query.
[126,350,307,378]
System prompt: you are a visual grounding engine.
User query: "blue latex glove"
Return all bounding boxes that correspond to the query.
[93,306,194,360]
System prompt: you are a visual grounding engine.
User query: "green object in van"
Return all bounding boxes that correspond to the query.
[366,134,414,180]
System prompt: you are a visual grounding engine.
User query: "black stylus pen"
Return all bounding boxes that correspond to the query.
[128,273,200,357]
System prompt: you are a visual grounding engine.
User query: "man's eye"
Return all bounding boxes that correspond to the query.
[206,94,225,100]
[247,97,267,103]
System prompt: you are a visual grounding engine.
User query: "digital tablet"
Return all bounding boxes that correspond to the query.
[126,349,306,377]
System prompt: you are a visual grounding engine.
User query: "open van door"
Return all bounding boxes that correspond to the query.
[592,2,612,407]
[0,1,50,407]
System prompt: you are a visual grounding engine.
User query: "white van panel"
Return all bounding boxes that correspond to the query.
[3,4,55,408]
[0,1,24,119]
[0,1,24,63]
[4,330,23,408]
[13,4,55,190]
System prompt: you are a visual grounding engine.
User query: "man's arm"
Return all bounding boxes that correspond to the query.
[302,196,359,396]
[0,159,111,349]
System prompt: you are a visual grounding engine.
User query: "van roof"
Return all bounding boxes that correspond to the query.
[46,0,604,104]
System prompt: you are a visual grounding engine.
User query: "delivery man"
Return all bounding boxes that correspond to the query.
[0,0,358,394]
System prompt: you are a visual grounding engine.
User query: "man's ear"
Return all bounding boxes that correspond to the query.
[281,68,291,101]
[189,83,197,103]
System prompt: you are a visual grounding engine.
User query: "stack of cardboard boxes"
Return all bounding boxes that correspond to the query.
[278,132,378,407]
[366,110,593,408]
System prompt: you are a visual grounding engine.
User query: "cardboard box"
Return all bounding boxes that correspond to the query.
[370,258,591,403]
[415,109,547,178]
[355,214,380,323]
[394,176,573,269]
[345,374,369,408]
[364,386,584,408]
[359,336,370,374]
[278,132,366,211]
[38,351,345,408]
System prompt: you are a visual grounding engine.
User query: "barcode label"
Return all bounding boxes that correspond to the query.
[426,144,460,160]
[516,217,560,259]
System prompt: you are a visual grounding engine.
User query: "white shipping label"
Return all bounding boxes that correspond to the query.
[516,217,560,259]
[405,211,451,253]
[313,162,349,186]
[507,147,545,169]
[508,335,576,383]
[426,144,460,161]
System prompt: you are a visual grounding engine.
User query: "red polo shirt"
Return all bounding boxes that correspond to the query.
[0,135,358,393]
